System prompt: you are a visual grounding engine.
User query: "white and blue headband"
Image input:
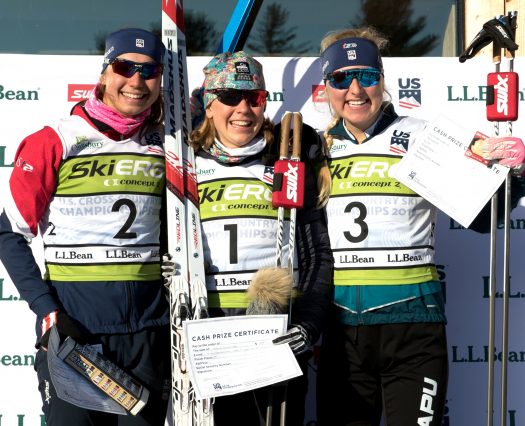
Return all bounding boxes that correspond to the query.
[320,37,383,79]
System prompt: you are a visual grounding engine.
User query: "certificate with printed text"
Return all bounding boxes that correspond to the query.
[391,115,508,227]
[183,315,302,400]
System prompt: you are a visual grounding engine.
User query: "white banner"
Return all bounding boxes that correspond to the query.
[0,55,524,425]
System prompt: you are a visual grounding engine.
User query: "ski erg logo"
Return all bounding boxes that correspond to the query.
[398,78,421,109]
[199,182,272,203]
[390,130,411,155]
[330,160,392,180]
[69,159,165,179]
[418,377,438,426]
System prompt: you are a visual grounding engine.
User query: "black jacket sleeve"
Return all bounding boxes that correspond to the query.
[0,211,61,318]
[287,123,334,344]
[468,175,525,233]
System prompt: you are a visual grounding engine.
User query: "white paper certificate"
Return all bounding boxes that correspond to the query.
[183,315,302,400]
[391,115,508,227]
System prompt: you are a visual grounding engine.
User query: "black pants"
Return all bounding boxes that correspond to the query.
[35,326,170,426]
[213,351,311,426]
[317,319,448,426]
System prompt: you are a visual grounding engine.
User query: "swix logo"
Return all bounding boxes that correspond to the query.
[69,158,164,179]
[199,183,272,203]
[284,162,299,202]
[68,84,95,102]
[390,130,410,155]
[495,74,510,115]
[398,78,421,109]
[495,23,510,40]
[417,377,437,426]
[312,84,327,103]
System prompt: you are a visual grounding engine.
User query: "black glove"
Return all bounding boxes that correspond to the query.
[40,311,88,349]
[483,17,518,52]
[272,324,311,355]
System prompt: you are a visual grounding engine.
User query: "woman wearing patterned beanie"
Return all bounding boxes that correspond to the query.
[189,50,333,425]
[0,28,170,425]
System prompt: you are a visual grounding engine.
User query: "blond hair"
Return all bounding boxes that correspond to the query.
[320,26,389,150]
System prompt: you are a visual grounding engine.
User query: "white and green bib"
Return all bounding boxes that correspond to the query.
[42,116,164,281]
[196,155,295,308]
[326,116,439,286]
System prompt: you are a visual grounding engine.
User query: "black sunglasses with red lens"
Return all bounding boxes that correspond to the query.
[110,58,163,80]
[209,89,268,107]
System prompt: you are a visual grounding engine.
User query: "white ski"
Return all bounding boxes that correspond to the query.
[162,1,211,425]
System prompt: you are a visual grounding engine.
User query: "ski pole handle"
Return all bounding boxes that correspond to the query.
[272,112,305,209]
[279,111,292,159]
[291,112,302,160]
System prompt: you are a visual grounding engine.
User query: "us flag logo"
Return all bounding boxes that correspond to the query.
[262,166,274,184]
[390,130,410,155]
[398,78,422,109]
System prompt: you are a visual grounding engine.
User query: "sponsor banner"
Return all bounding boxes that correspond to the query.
[0,55,525,425]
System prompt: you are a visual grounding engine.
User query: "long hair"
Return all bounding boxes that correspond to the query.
[316,27,391,206]
[320,26,390,151]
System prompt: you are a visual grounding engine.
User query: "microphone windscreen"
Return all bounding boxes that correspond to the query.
[246,267,292,315]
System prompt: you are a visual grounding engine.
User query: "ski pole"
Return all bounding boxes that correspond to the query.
[484,11,519,426]
[497,12,517,426]
[460,11,519,426]
[271,111,305,426]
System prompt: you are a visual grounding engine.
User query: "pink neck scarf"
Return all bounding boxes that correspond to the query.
[84,91,151,136]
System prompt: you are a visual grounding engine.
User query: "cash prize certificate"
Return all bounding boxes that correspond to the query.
[391,114,508,227]
[183,314,302,400]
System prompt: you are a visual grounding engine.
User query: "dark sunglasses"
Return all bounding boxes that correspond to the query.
[110,58,163,80]
[326,68,382,89]
[208,89,268,107]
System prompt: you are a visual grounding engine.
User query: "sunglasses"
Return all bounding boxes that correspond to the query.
[110,58,163,80]
[326,68,382,89]
[208,89,268,107]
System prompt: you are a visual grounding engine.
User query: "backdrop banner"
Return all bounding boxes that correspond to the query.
[0,55,524,426]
